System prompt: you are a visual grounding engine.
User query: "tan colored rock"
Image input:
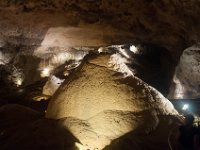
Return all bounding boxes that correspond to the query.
[46,54,177,120]
[59,109,159,149]
[103,115,182,150]
[42,75,64,96]
[46,58,143,120]
[46,54,180,149]
[168,45,200,99]
[40,27,134,48]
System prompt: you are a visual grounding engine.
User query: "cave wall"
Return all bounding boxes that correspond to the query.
[168,45,200,99]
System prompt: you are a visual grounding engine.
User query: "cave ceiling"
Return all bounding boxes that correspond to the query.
[0,0,200,59]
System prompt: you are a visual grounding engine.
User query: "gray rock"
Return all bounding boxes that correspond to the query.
[168,45,200,99]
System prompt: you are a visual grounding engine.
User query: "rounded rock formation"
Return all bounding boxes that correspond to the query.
[46,54,177,120]
[46,54,180,149]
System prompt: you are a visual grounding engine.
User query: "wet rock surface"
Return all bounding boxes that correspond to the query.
[46,54,177,120]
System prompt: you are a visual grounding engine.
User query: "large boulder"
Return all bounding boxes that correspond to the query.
[46,54,177,120]
[46,54,180,149]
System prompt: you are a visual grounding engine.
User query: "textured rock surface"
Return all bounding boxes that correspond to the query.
[1,0,200,59]
[0,104,181,150]
[101,44,175,96]
[46,54,177,120]
[46,54,180,149]
[1,0,200,96]
[59,110,160,149]
[43,75,64,96]
[168,45,200,99]
[103,115,181,150]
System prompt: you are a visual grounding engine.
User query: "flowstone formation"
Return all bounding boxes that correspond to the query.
[46,54,180,150]
[168,45,200,99]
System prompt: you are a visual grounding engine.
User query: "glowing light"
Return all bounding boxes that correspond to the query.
[41,67,51,77]
[130,45,139,54]
[16,78,23,87]
[98,47,104,53]
[182,104,189,110]
[63,70,69,76]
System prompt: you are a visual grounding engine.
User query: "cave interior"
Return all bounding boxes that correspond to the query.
[1,0,200,150]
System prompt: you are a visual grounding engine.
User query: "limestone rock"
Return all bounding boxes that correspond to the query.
[46,54,177,120]
[103,115,182,150]
[168,45,200,99]
[42,75,64,96]
[46,54,179,149]
[12,54,41,86]
[59,110,159,149]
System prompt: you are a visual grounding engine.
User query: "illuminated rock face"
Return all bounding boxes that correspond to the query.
[59,110,160,149]
[43,75,64,96]
[46,55,177,120]
[168,45,200,99]
[46,54,179,149]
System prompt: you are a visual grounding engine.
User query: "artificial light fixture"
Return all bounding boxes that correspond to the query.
[130,45,139,54]
[41,67,51,77]
[182,104,189,111]
[16,78,23,87]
